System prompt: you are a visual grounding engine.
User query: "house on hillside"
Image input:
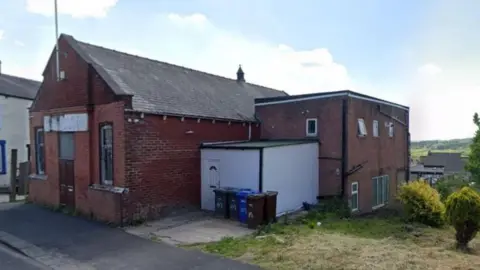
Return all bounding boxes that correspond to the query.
[255,92,410,213]
[409,164,444,184]
[27,34,287,223]
[0,67,40,189]
[419,152,466,175]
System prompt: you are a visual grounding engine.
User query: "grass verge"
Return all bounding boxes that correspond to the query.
[188,209,480,270]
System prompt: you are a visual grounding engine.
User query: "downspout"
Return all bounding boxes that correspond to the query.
[341,97,349,197]
[406,110,411,182]
[248,123,252,140]
[86,64,94,186]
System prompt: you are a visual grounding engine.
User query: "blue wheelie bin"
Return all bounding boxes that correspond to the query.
[237,189,256,223]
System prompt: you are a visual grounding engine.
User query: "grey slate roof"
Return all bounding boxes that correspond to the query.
[0,73,40,100]
[420,152,466,173]
[63,34,288,122]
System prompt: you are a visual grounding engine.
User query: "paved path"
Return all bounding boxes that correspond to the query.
[0,242,49,270]
[0,203,259,270]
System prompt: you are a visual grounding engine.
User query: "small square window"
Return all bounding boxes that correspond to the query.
[351,182,359,211]
[373,120,379,137]
[306,118,317,137]
[357,118,367,137]
[388,122,394,137]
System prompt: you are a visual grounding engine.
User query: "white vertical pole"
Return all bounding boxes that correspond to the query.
[54,0,60,81]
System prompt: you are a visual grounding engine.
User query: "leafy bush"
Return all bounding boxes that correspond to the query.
[398,180,445,227]
[445,187,480,250]
[435,174,470,201]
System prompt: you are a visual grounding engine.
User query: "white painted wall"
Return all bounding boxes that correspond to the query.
[0,96,32,187]
[263,143,319,215]
[201,149,260,211]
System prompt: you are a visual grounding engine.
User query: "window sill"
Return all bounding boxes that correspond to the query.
[372,203,386,210]
[306,134,318,137]
[89,184,128,194]
[29,174,48,181]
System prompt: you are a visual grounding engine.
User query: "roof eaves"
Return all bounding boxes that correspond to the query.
[124,108,260,123]
[255,89,409,111]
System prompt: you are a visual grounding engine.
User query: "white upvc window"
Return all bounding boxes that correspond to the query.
[306,118,318,137]
[372,175,390,209]
[351,182,359,211]
[357,118,367,137]
[373,120,379,137]
[388,122,394,137]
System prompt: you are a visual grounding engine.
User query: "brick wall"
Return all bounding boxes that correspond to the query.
[346,98,409,212]
[256,95,409,213]
[123,113,259,221]
[255,97,343,197]
[28,35,127,223]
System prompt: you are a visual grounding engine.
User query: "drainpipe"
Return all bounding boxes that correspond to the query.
[340,97,349,197]
[248,123,252,140]
[406,110,411,182]
[87,65,94,186]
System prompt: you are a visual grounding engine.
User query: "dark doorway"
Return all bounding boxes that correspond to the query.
[58,132,75,208]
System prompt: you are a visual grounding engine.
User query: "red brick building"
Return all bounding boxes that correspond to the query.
[28,34,286,224]
[255,91,410,213]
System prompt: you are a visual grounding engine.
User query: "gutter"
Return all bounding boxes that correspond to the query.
[341,97,348,197]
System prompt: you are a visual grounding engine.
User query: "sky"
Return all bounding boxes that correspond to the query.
[0,0,479,141]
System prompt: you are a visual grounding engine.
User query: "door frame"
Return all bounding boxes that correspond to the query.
[58,132,76,208]
[201,159,220,211]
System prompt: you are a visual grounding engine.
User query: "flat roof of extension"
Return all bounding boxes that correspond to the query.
[255,90,409,111]
[201,139,318,149]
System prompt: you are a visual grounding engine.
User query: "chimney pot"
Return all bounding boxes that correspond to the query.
[236,65,245,82]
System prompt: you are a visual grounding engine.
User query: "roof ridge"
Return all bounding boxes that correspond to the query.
[75,39,287,94]
[0,73,41,84]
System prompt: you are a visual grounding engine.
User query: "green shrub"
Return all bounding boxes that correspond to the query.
[445,187,480,250]
[398,180,445,227]
[435,174,470,201]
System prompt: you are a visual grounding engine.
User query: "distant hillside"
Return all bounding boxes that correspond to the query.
[410,138,472,161]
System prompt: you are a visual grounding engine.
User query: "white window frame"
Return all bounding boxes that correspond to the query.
[305,118,318,137]
[372,175,390,209]
[373,120,379,137]
[351,182,359,212]
[388,122,394,137]
[357,118,367,137]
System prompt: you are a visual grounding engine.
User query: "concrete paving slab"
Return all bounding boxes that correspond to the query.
[125,212,252,245]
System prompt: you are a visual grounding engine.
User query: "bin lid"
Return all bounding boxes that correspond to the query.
[237,190,256,196]
[265,191,278,195]
[247,193,266,199]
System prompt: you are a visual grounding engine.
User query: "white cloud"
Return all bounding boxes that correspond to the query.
[0,30,4,40]
[418,63,442,76]
[160,13,353,95]
[167,13,208,26]
[26,0,118,18]
[14,40,25,47]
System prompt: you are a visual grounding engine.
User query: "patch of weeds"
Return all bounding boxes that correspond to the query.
[200,235,285,258]
[149,234,162,242]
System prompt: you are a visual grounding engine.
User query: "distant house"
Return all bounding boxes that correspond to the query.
[419,152,466,175]
[0,67,40,188]
[409,164,444,184]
